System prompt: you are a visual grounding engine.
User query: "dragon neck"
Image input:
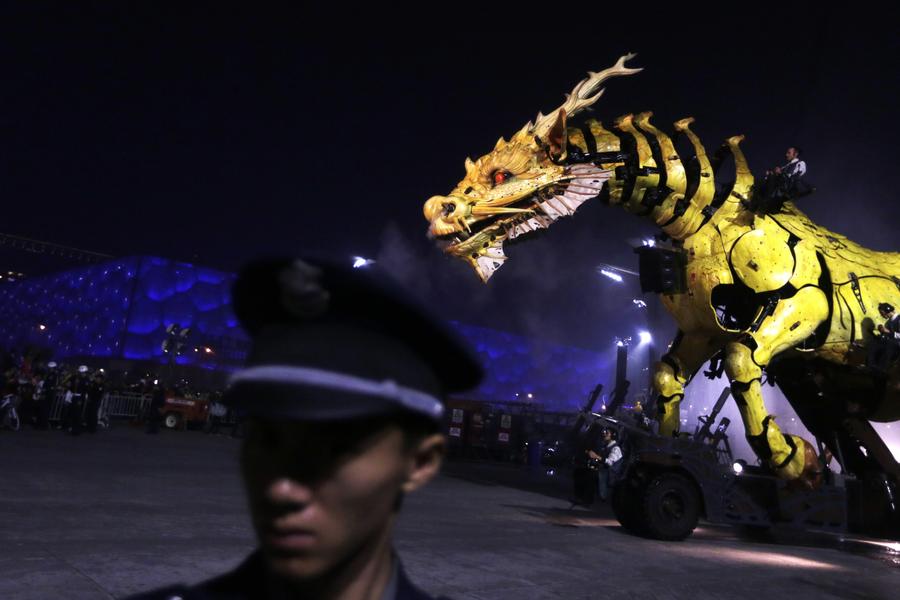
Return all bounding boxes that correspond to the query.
[564,112,753,242]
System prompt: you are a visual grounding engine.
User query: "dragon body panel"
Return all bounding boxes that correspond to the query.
[423,55,900,488]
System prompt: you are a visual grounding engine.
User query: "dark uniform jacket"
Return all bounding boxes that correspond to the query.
[125,550,441,600]
[885,313,900,341]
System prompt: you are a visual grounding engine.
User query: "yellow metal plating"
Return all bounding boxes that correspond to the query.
[732,228,793,293]
[423,54,900,486]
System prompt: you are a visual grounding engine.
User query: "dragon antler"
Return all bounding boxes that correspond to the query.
[532,53,642,139]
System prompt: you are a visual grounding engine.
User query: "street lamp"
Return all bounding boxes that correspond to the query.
[600,268,624,283]
[598,261,660,397]
[161,324,190,385]
[597,262,639,282]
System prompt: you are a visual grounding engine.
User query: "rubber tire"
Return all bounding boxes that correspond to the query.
[638,472,700,541]
[612,481,647,535]
[164,413,181,430]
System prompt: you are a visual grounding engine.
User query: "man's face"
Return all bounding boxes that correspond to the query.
[786,147,798,161]
[241,417,444,582]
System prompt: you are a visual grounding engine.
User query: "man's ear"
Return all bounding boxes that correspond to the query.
[401,433,446,494]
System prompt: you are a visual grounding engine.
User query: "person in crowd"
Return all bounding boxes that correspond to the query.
[31,369,50,430]
[65,366,90,435]
[229,405,245,438]
[868,302,900,373]
[205,392,227,435]
[126,256,483,600]
[1,368,19,430]
[630,401,653,431]
[84,370,106,433]
[145,381,166,434]
[569,419,602,507]
[57,369,72,430]
[16,371,35,427]
[587,428,623,503]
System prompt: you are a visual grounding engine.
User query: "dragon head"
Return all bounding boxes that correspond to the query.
[423,54,642,282]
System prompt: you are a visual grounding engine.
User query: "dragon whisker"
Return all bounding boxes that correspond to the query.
[471,206,535,216]
[565,183,605,192]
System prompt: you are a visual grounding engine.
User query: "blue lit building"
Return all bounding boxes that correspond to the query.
[451,322,611,411]
[0,256,246,370]
[0,257,609,410]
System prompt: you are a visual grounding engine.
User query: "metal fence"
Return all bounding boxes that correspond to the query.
[104,392,150,418]
[48,391,150,423]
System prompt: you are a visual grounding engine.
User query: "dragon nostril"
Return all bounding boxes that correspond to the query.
[424,196,453,222]
[442,202,456,217]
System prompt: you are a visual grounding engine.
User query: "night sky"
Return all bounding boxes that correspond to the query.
[1,4,897,353]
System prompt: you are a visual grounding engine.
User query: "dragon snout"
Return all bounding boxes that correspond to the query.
[423,196,456,222]
[424,195,466,237]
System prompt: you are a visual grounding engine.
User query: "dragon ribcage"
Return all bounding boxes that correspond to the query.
[563,111,751,241]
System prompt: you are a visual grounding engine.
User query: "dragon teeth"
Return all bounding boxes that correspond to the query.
[476,252,507,279]
[505,209,552,240]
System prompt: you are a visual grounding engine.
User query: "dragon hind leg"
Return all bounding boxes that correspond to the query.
[654,331,720,436]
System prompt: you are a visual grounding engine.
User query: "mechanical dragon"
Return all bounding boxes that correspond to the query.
[423,54,900,492]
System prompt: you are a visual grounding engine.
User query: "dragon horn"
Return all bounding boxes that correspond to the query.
[533,53,642,139]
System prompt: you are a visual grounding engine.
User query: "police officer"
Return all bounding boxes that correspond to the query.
[127,257,483,600]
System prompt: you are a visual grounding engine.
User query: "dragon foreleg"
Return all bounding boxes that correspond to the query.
[724,286,829,487]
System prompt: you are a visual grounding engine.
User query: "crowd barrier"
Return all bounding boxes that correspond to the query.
[44,391,237,427]
[48,391,150,422]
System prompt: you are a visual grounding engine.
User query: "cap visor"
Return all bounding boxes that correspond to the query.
[223,381,441,422]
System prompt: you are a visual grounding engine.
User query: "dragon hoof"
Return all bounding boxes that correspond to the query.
[785,437,824,491]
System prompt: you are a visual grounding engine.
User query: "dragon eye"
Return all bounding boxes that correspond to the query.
[492,170,512,186]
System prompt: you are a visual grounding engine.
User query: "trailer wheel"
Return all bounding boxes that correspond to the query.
[639,472,700,541]
[612,481,646,535]
[164,412,181,430]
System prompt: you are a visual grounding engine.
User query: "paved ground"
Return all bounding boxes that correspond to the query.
[0,425,898,599]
